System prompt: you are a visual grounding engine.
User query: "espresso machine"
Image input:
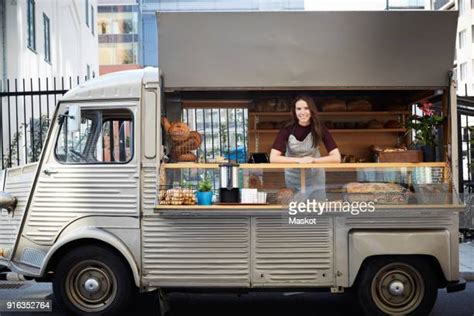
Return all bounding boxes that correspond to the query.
[219,163,240,203]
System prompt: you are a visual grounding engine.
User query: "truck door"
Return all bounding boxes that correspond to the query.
[17,102,139,253]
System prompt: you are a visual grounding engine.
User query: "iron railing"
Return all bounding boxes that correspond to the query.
[0,76,88,170]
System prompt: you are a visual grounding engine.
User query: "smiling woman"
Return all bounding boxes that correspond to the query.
[269,95,341,200]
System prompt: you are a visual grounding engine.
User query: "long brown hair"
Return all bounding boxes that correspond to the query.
[290,95,322,148]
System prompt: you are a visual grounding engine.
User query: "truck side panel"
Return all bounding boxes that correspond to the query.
[0,163,38,263]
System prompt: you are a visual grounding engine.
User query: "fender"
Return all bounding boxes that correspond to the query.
[40,226,141,287]
[349,230,454,286]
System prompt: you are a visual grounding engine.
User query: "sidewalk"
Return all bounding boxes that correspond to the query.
[460,241,474,280]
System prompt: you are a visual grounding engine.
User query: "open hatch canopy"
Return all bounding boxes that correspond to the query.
[157,11,457,91]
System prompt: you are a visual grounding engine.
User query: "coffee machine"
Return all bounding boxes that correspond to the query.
[219,163,240,203]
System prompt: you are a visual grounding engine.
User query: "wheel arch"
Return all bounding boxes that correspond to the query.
[40,229,140,288]
[348,230,454,287]
[353,254,447,289]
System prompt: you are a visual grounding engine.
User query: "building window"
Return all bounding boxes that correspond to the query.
[86,0,89,27]
[91,5,95,35]
[43,14,51,63]
[460,29,467,49]
[87,64,91,80]
[460,62,467,82]
[27,0,36,51]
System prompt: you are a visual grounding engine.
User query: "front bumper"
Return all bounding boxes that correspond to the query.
[446,278,466,293]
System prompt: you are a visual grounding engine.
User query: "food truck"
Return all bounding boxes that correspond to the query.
[0,11,466,316]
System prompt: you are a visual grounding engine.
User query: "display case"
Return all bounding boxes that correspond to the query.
[155,162,460,211]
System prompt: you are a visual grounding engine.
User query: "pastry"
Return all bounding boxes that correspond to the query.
[347,100,372,111]
[177,153,197,162]
[187,131,202,149]
[367,119,384,129]
[249,174,263,189]
[276,188,294,205]
[344,182,408,204]
[321,100,347,112]
[161,117,172,132]
[169,122,190,142]
[384,120,402,128]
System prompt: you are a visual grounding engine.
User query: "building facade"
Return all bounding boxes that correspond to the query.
[0,0,99,87]
[98,0,141,74]
[97,0,304,73]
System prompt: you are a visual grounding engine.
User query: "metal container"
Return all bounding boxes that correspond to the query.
[219,163,240,203]
[219,163,239,190]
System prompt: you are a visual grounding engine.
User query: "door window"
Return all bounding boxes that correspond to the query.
[55,108,133,164]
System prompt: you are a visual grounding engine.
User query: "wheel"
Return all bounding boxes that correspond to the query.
[357,257,438,316]
[53,245,135,315]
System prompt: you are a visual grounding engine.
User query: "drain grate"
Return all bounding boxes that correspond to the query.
[0,282,25,289]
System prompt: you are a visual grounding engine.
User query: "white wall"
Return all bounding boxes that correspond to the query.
[456,0,473,96]
[0,0,99,168]
[4,0,98,82]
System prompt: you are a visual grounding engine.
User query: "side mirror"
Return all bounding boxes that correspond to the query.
[67,105,81,133]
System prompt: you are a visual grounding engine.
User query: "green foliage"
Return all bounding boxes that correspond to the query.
[29,115,50,161]
[180,179,193,189]
[405,114,444,146]
[2,131,21,168]
[197,176,212,192]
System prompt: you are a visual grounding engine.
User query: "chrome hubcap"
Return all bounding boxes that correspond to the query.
[389,280,405,296]
[84,278,100,294]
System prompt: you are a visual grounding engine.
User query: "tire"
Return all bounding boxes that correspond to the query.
[356,257,438,316]
[53,245,135,315]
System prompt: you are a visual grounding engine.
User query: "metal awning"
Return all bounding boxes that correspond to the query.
[157,11,457,90]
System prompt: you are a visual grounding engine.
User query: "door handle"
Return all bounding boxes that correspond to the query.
[43,169,58,176]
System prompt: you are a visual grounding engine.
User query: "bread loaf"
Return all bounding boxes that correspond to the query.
[276,188,294,205]
[344,182,408,204]
[345,182,404,194]
[177,153,197,162]
[162,117,172,133]
[321,100,347,112]
[169,122,190,142]
[347,100,372,111]
[367,119,384,129]
[384,120,401,128]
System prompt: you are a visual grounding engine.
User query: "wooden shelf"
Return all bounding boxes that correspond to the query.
[163,162,446,169]
[249,128,407,133]
[249,111,410,116]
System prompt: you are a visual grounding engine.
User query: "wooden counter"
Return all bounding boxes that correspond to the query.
[154,203,465,216]
[163,162,447,169]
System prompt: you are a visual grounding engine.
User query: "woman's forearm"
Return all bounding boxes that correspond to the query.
[269,154,302,163]
[312,154,341,163]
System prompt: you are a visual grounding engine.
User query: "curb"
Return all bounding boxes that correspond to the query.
[461,272,474,281]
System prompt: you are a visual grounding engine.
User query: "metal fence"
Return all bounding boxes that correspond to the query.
[0,77,87,170]
[182,107,248,163]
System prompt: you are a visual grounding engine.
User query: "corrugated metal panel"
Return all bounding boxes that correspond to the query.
[142,216,250,287]
[253,217,333,286]
[158,11,457,89]
[142,165,157,213]
[345,214,455,228]
[0,164,38,257]
[24,165,139,245]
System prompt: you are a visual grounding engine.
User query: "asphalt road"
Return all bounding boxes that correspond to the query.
[0,281,473,316]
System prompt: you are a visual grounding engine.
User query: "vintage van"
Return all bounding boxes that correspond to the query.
[0,11,466,316]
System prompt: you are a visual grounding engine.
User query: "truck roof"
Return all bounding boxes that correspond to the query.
[157,11,457,90]
[61,67,159,102]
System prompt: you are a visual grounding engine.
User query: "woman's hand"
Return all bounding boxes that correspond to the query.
[299,156,314,163]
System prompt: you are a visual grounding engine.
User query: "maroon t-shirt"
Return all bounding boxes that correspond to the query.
[271,123,338,154]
